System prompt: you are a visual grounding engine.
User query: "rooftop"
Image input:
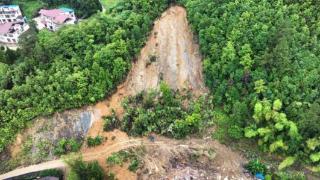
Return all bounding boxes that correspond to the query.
[0,5,19,8]
[59,7,74,13]
[39,8,74,24]
[39,9,64,17]
[54,14,70,24]
[0,22,13,34]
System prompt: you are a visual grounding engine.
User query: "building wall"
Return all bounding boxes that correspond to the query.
[0,33,19,43]
[0,23,29,44]
[0,6,22,23]
[39,10,77,31]
[40,15,57,31]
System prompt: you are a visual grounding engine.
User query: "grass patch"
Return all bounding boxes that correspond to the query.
[87,136,103,147]
[54,138,82,156]
[106,148,144,172]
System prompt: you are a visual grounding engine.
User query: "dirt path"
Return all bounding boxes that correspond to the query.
[0,138,150,179]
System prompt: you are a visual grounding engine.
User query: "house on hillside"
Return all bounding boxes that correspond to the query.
[0,5,29,49]
[0,5,23,23]
[35,7,77,31]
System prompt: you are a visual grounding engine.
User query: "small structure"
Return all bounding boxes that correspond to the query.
[0,5,29,49]
[35,7,77,31]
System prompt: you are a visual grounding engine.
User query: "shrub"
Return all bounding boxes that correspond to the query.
[106,150,131,166]
[103,110,119,131]
[128,158,140,172]
[87,136,103,147]
[245,159,267,175]
[227,125,243,140]
[39,169,64,179]
[67,158,104,180]
[121,85,213,139]
[107,149,141,172]
[106,153,124,166]
[54,138,81,156]
[274,171,306,180]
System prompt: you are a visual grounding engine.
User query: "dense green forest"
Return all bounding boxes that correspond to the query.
[0,0,169,152]
[181,0,320,169]
[0,0,102,18]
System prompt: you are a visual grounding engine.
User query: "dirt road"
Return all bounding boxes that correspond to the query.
[0,138,155,179]
[1,135,250,180]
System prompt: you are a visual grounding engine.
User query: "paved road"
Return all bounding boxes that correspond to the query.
[0,160,66,180]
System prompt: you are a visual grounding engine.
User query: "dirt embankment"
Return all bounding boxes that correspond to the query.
[2,6,250,180]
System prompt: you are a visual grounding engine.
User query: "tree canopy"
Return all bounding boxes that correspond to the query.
[0,0,169,152]
[181,0,320,168]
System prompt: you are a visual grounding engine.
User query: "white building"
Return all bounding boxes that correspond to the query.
[0,21,29,43]
[36,8,77,31]
[0,5,29,49]
[0,5,22,23]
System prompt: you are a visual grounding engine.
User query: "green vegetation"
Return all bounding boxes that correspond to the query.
[274,171,306,180]
[66,158,104,180]
[245,159,307,179]
[11,0,44,18]
[54,138,81,156]
[181,0,320,170]
[245,159,267,175]
[120,83,214,138]
[103,110,119,131]
[87,136,103,147]
[106,149,142,172]
[42,0,102,18]
[38,169,64,179]
[0,0,169,153]
[100,0,119,9]
[106,152,125,166]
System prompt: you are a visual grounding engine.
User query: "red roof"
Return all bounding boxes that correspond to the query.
[0,22,13,34]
